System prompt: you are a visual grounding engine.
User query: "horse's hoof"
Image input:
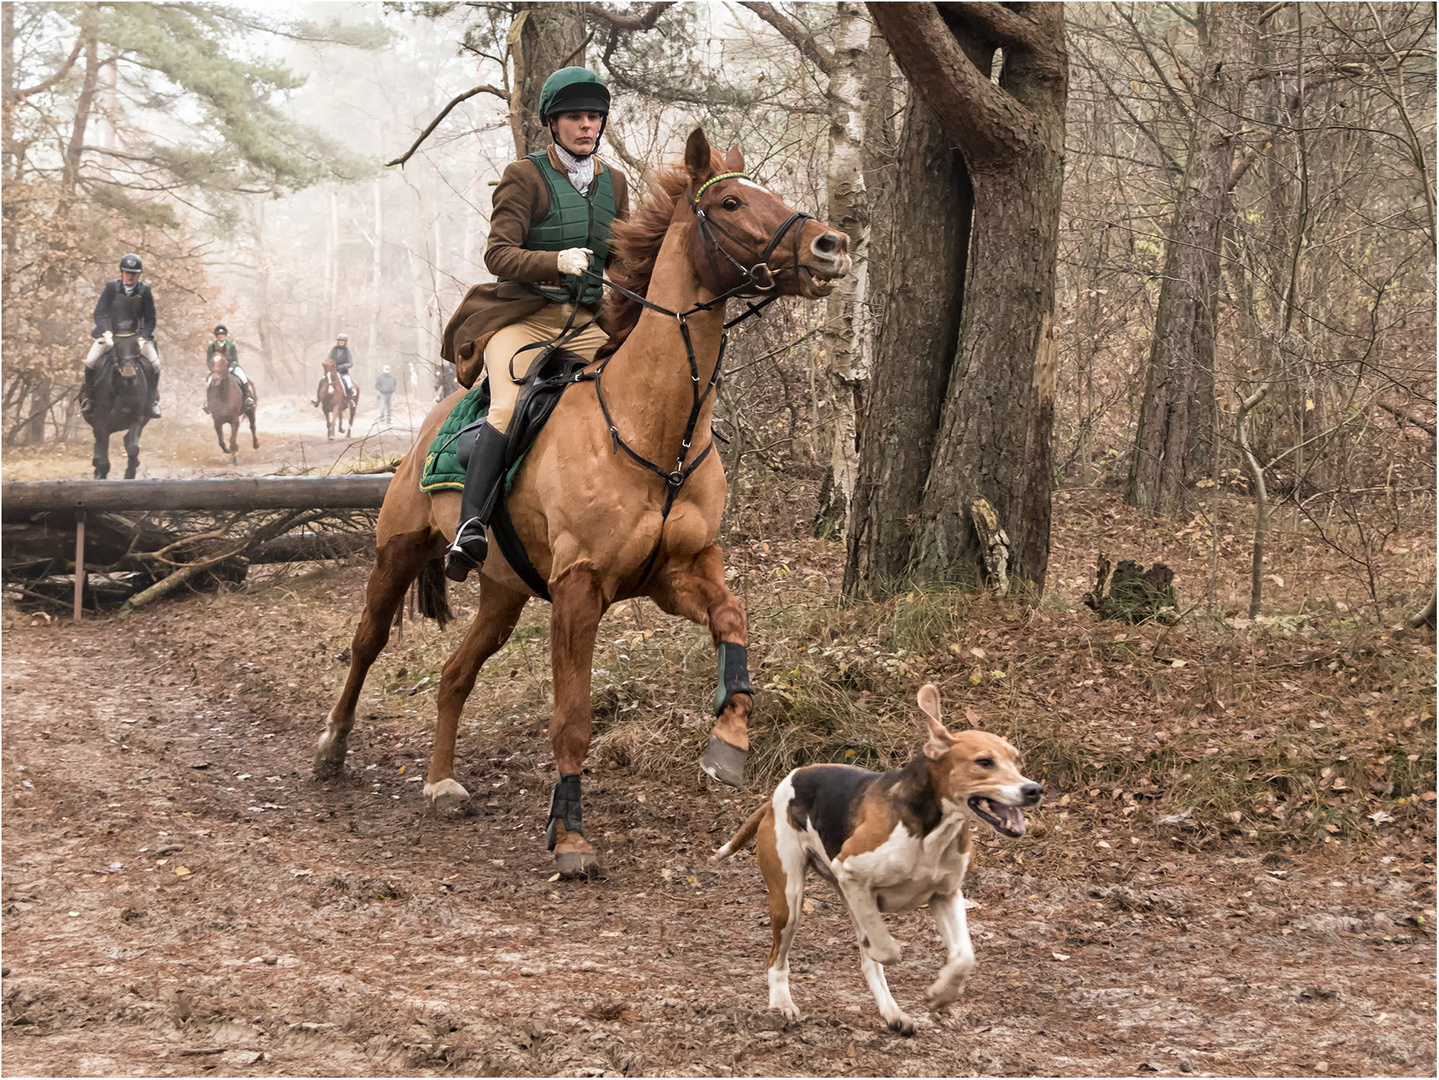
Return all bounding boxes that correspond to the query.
[423,778,470,813]
[701,735,747,788]
[313,730,348,779]
[554,849,604,880]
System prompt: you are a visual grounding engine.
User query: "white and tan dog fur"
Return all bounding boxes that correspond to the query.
[712,683,1042,1034]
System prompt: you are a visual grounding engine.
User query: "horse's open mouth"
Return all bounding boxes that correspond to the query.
[968,795,1027,837]
[799,266,837,297]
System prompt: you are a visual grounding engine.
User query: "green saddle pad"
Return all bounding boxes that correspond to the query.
[419,383,489,492]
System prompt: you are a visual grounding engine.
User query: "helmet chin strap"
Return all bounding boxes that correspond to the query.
[549,116,608,159]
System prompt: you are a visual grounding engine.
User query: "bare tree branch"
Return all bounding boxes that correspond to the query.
[583,2,676,32]
[385,84,509,168]
[868,2,1037,165]
[738,2,833,75]
[13,34,85,99]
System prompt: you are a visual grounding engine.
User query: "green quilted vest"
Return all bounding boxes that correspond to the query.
[523,150,616,308]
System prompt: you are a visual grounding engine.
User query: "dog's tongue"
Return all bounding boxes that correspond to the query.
[990,801,1026,836]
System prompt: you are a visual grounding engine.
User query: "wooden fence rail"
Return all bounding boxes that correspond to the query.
[1,475,393,521]
[2,475,394,621]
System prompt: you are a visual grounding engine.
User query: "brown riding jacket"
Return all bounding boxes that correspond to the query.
[441,146,630,389]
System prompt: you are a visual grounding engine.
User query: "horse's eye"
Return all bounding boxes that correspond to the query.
[721,196,741,211]
[976,757,994,769]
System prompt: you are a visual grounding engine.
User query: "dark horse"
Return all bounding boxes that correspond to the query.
[314,130,850,877]
[85,335,154,479]
[318,357,355,441]
[206,354,258,464]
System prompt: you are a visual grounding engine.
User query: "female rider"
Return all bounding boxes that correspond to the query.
[440,67,630,581]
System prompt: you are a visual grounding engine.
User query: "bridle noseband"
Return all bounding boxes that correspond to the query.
[687,172,813,302]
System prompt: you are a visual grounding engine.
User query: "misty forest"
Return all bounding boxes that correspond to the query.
[1,3,1435,1077]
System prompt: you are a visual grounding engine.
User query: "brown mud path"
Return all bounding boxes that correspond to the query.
[2,580,1434,1077]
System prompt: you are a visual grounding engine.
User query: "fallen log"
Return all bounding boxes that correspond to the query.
[1,475,393,522]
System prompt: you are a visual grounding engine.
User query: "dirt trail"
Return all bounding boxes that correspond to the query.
[2,574,1433,1078]
[1,393,429,482]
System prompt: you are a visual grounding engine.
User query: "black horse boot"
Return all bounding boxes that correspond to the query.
[445,422,511,582]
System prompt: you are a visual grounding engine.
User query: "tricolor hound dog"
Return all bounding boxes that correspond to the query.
[712,683,1042,1034]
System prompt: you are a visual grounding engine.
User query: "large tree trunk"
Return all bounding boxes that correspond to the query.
[843,94,968,595]
[509,2,588,159]
[1125,4,1256,515]
[853,2,1067,596]
[813,1,872,538]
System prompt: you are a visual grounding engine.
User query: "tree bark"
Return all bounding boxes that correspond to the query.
[1126,3,1257,515]
[853,2,1067,595]
[844,93,968,596]
[509,3,588,159]
[813,1,871,538]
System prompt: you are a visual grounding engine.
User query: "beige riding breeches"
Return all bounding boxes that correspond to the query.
[483,302,607,433]
[85,336,159,369]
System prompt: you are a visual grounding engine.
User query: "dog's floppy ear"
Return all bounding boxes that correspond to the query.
[916,683,955,760]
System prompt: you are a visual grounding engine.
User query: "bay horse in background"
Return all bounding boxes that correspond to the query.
[206,354,258,464]
[318,357,355,440]
[314,129,849,878]
[84,333,155,479]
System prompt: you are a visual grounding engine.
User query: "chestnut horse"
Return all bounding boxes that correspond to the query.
[206,354,257,463]
[313,130,849,877]
[318,358,355,440]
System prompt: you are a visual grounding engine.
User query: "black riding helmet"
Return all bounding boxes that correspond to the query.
[214,324,228,335]
[119,253,143,273]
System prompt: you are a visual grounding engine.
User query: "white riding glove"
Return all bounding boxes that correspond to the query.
[102,330,114,346]
[556,247,592,277]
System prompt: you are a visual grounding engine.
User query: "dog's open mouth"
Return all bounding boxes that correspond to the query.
[968,796,1027,837]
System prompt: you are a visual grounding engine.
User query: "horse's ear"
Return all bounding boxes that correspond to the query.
[685,128,714,185]
[724,144,745,173]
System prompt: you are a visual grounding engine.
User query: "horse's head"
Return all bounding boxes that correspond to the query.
[680,128,850,301]
[322,357,337,374]
[208,353,228,378]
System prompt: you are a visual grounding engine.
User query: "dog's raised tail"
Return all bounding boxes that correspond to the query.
[710,801,769,862]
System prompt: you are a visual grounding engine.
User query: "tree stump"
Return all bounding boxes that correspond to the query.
[1084,554,1179,625]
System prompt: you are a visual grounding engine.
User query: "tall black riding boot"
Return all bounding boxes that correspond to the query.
[148,368,162,419]
[445,422,512,582]
[79,365,98,420]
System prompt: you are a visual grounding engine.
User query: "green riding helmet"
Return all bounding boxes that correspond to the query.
[538,67,610,120]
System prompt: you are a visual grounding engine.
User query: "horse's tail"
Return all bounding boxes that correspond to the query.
[417,557,452,629]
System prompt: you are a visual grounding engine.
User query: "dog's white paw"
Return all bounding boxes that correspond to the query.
[884,1009,916,1036]
[925,975,963,1012]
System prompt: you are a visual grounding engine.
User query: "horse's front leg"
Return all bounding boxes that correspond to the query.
[123,425,142,480]
[649,544,752,787]
[424,572,530,811]
[93,427,110,479]
[548,563,607,878]
[214,418,228,453]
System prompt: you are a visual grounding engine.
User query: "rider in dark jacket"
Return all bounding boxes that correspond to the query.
[315,333,356,406]
[81,253,161,419]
